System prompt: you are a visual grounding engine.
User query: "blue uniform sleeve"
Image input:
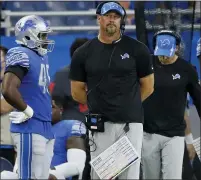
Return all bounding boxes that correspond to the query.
[70,120,87,137]
[5,48,30,70]
[197,38,201,57]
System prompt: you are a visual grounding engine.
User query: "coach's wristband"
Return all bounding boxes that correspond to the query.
[185,133,194,144]
[23,105,34,118]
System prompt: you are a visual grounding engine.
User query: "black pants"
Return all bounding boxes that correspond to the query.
[0,148,15,166]
[182,144,201,180]
[82,131,91,180]
[192,155,201,180]
[182,144,195,180]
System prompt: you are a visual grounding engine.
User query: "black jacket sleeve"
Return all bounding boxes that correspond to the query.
[187,65,201,118]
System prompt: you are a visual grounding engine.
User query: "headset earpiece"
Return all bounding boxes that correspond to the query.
[96,1,127,32]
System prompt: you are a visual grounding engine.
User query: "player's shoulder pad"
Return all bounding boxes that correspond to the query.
[71,120,87,136]
[6,46,31,69]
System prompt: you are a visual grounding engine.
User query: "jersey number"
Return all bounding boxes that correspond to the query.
[38,64,50,94]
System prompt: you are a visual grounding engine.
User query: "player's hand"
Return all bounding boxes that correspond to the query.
[9,112,30,123]
[9,105,34,124]
[186,144,196,160]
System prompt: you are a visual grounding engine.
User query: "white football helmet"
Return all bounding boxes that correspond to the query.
[15,15,55,56]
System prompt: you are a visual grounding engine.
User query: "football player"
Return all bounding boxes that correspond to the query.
[1,103,87,180]
[49,116,87,179]
[48,38,90,180]
[1,15,55,179]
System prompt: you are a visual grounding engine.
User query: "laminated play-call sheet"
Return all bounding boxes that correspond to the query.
[90,135,140,179]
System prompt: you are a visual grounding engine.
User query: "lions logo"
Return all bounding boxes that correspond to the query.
[160,39,171,47]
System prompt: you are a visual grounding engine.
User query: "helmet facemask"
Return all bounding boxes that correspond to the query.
[34,31,55,56]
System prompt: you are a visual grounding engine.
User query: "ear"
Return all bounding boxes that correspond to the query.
[176,45,180,51]
[97,15,101,24]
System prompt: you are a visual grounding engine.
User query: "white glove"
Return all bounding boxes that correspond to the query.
[9,105,34,124]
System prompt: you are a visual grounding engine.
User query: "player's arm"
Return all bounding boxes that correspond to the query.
[2,71,27,111]
[187,66,201,118]
[65,123,86,178]
[69,48,87,104]
[2,50,33,123]
[136,43,154,102]
[50,122,86,179]
[0,97,14,115]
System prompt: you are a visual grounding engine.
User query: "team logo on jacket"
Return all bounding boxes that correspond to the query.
[120,53,129,60]
[172,73,181,80]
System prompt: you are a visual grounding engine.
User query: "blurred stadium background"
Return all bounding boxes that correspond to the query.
[1,0,200,158]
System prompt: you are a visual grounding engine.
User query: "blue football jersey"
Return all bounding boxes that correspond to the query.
[5,46,53,139]
[51,120,86,179]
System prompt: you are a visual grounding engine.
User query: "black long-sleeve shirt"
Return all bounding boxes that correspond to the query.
[143,56,201,137]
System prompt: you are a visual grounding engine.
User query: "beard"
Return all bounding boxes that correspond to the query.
[158,56,171,64]
[105,24,117,36]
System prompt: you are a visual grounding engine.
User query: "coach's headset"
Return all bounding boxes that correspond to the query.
[87,1,126,98]
[96,1,127,35]
[153,29,182,50]
[86,2,127,135]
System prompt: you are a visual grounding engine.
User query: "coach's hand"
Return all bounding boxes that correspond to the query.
[9,105,34,124]
[187,144,196,160]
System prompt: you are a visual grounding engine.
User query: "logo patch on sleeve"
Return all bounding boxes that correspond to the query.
[71,121,86,135]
